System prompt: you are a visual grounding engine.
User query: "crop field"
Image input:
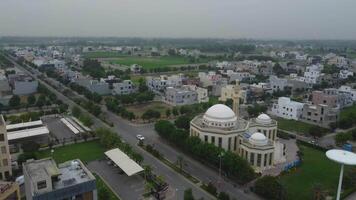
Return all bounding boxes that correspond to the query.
[108,56,193,69]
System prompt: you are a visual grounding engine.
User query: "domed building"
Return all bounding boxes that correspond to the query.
[190,103,286,172]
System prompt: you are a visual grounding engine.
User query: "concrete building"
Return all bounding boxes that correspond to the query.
[0,181,20,200]
[164,87,197,106]
[23,158,97,200]
[130,64,142,74]
[302,64,324,84]
[0,75,12,106]
[0,115,12,180]
[8,74,38,95]
[269,75,289,92]
[198,71,222,87]
[339,85,356,101]
[300,103,339,128]
[312,89,353,109]
[112,80,136,95]
[272,97,304,120]
[146,74,183,93]
[190,104,285,173]
[339,70,354,79]
[182,85,208,103]
[227,71,255,83]
[211,78,228,97]
[75,79,111,95]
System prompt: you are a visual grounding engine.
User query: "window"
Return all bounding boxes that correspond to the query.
[2,159,8,166]
[204,135,208,142]
[250,153,255,164]
[218,137,222,148]
[0,134,4,142]
[37,181,47,190]
[269,153,273,165]
[228,137,231,151]
[257,154,261,167]
[211,136,215,144]
[1,146,6,154]
[264,154,268,166]
[234,137,237,150]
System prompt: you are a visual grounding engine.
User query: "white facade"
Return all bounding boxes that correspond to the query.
[272,97,304,120]
[303,64,324,84]
[339,70,354,79]
[182,85,209,103]
[339,85,356,101]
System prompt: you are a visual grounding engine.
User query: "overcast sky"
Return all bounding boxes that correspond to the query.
[1,0,356,39]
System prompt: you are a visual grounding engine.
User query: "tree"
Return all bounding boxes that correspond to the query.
[72,106,82,118]
[36,94,46,107]
[172,107,179,116]
[27,95,36,106]
[205,182,217,196]
[9,95,20,107]
[174,115,191,130]
[254,176,285,200]
[218,192,230,200]
[184,188,195,200]
[142,109,161,120]
[21,141,40,152]
[308,126,324,138]
[165,109,171,118]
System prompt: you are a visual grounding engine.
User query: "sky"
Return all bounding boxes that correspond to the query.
[1,0,356,40]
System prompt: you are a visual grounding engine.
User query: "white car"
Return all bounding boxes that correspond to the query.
[136,134,145,141]
[16,175,24,185]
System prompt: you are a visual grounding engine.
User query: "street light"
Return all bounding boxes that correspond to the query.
[218,152,225,188]
[326,149,356,200]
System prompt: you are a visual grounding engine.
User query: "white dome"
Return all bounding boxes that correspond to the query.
[256,113,272,125]
[249,132,268,146]
[203,104,237,128]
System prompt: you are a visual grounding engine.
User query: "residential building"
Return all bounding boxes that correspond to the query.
[146,74,183,93]
[112,80,136,95]
[302,64,324,84]
[0,115,12,180]
[130,64,142,73]
[8,74,38,95]
[339,85,356,101]
[23,158,97,200]
[272,97,304,120]
[300,103,339,128]
[269,75,288,92]
[75,79,110,95]
[0,75,12,106]
[211,78,228,97]
[339,69,354,79]
[182,85,208,103]
[0,181,20,200]
[312,89,353,109]
[164,87,197,106]
[198,71,222,87]
[227,71,255,83]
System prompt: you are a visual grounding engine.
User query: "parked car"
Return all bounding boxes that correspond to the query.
[136,134,145,141]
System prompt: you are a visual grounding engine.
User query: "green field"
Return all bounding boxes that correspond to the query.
[126,101,172,118]
[340,104,356,119]
[108,56,194,69]
[276,118,326,134]
[280,145,346,200]
[83,51,127,58]
[94,174,121,200]
[36,140,105,163]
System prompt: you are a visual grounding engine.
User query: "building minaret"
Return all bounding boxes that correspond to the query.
[0,115,12,180]
[232,80,241,117]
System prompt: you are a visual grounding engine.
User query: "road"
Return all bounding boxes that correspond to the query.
[5,55,214,200]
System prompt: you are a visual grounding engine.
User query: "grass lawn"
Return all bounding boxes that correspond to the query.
[280,145,352,200]
[126,101,172,118]
[36,140,105,163]
[108,56,198,69]
[340,104,356,120]
[94,174,121,200]
[276,118,326,134]
[83,51,127,58]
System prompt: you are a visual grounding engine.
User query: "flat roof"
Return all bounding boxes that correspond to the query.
[6,120,43,131]
[60,118,79,134]
[7,126,49,141]
[105,148,143,176]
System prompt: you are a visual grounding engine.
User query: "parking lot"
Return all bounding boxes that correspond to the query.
[87,160,145,200]
[42,116,76,140]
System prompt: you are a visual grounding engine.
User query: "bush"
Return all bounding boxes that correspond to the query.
[21,141,40,152]
[254,176,286,200]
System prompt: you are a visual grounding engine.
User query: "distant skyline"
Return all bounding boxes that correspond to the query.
[1,0,356,40]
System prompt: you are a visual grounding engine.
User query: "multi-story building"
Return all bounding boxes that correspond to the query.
[164,87,197,106]
[339,85,356,101]
[146,74,183,93]
[226,71,255,83]
[75,78,111,95]
[272,97,304,120]
[0,181,20,200]
[198,71,222,87]
[8,74,38,95]
[269,75,288,92]
[0,115,12,180]
[112,80,136,95]
[0,74,12,106]
[182,85,208,103]
[23,158,97,200]
[339,70,354,79]
[302,64,324,84]
[300,103,339,128]
[312,89,353,109]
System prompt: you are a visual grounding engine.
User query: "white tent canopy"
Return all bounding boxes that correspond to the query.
[105,148,144,176]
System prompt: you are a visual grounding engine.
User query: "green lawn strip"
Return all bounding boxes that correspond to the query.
[276,118,322,134]
[83,52,127,58]
[36,140,105,163]
[109,56,192,69]
[94,173,121,200]
[279,145,353,200]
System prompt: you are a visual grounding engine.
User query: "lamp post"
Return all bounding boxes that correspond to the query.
[326,149,356,200]
[218,152,224,188]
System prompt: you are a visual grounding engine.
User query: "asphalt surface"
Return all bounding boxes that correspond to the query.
[6,55,214,200]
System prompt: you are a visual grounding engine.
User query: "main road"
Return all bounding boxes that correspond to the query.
[6,54,260,200]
